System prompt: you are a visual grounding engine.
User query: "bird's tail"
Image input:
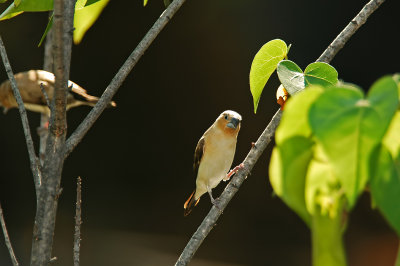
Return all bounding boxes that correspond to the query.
[184,190,200,216]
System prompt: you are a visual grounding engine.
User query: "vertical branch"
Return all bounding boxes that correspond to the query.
[30,0,76,265]
[0,203,19,266]
[39,25,55,164]
[0,36,42,191]
[73,176,82,266]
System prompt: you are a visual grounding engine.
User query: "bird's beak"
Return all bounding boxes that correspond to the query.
[227,117,240,129]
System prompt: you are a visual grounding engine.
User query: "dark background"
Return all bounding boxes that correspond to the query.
[1,0,399,265]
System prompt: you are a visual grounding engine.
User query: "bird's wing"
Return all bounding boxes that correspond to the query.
[193,136,205,176]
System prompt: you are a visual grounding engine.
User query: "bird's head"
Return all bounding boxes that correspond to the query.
[216,110,242,134]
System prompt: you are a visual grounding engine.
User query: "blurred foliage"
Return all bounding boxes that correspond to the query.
[251,39,400,266]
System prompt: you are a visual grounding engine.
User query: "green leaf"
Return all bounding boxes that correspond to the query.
[249,39,288,113]
[275,85,323,144]
[14,0,20,7]
[73,0,109,44]
[383,111,400,157]
[0,0,9,4]
[143,0,148,6]
[38,14,53,47]
[370,146,400,236]
[305,145,342,218]
[75,0,88,10]
[164,0,171,7]
[277,60,338,96]
[309,77,398,208]
[269,136,313,226]
[0,0,53,20]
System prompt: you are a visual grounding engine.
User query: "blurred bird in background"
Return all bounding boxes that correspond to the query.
[184,110,243,216]
[0,69,116,115]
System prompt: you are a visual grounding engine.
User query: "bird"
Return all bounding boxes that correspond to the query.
[0,70,116,115]
[184,110,243,216]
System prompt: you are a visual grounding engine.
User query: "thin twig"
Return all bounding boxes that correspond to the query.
[0,35,42,190]
[40,83,51,108]
[175,0,386,264]
[317,0,385,62]
[64,0,187,158]
[0,202,19,266]
[73,176,82,266]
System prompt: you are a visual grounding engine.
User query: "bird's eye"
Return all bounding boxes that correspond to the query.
[224,114,228,120]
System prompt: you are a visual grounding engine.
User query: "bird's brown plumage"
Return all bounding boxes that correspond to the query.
[184,110,242,216]
[0,70,116,115]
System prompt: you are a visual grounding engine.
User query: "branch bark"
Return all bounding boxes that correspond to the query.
[0,36,42,191]
[64,0,187,158]
[175,0,386,264]
[73,176,82,266]
[0,202,19,266]
[39,25,54,164]
[317,0,385,63]
[30,0,76,265]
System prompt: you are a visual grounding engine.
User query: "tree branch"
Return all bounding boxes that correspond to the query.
[30,0,76,265]
[317,0,385,63]
[175,0,386,264]
[73,176,82,266]
[64,0,187,158]
[0,36,42,191]
[0,203,19,266]
[39,25,54,164]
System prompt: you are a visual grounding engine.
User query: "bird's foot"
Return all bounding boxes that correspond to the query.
[223,163,244,181]
[211,197,223,214]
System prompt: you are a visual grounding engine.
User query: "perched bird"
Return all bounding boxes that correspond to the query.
[0,70,116,115]
[184,110,243,216]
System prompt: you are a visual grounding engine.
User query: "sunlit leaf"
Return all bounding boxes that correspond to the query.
[269,136,313,226]
[309,77,398,208]
[143,0,148,6]
[73,0,109,44]
[275,86,323,144]
[0,0,53,20]
[277,60,338,96]
[249,39,288,113]
[370,146,400,236]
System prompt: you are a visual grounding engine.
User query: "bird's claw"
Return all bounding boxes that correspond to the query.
[211,197,223,214]
[224,163,245,181]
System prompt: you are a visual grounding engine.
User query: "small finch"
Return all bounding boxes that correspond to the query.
[184,110,242,216]
[0,70,116,115]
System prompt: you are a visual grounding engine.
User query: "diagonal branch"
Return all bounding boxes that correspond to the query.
[64,0,187,158]
[317,0,385,62]
[175,0,386,264]
[0,202,19,266]
[0,36,42,191]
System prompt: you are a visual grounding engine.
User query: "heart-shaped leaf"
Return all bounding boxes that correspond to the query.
[249,39,288,113]
[309,77,399,207]
[269,136,313,226]
[277,60,338,96]
[275,85,323,144]
[370,146,400,236]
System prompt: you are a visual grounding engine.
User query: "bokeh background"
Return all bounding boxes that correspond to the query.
[1,0,400,265]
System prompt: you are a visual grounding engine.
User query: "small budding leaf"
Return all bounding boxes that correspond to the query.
[249,39,288,113]
[143,0,148,6]
[277,60,338,96]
